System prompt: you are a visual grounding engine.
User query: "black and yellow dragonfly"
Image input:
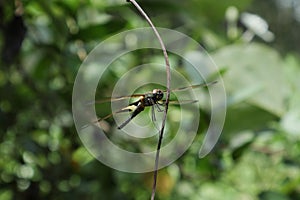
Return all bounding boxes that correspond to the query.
[89,81,217,129]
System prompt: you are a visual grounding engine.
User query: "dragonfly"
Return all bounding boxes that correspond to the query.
[88,81,217,129]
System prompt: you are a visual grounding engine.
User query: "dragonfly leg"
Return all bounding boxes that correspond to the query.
[151,105,156,121]
[155,103,165,112]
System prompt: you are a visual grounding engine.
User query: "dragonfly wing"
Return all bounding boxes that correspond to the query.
[86,94,145,105]
[163,81,217,93]
[160,100,198,105]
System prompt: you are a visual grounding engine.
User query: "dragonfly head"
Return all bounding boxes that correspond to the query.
[152,89,164,101]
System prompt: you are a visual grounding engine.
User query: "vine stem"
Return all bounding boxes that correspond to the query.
[126,1,171,199]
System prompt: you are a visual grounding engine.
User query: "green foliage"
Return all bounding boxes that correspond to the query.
[1,0,300,200]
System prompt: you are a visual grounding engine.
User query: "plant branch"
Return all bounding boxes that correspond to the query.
[126,1,171,199]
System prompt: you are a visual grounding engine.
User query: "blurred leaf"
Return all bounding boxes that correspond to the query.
[223,103,277,135]
[72,147,94,166]
[198,182,251,200]
[70,18,127,41]
[229,130,255,160]
[259,191,289,200]
[0,190,13,200]
[213,43,290,116]
[280,55,300,136]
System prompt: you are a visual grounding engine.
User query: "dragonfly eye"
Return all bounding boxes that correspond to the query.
[152,89,163,100]
[156,90,163,100]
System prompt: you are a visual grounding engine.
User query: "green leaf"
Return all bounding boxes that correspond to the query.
[213,43,290,116]
[72,147,94,166]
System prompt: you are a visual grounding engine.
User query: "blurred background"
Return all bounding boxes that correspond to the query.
[1,0,300,199]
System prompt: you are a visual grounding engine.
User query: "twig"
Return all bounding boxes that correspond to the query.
[126,1,171,199]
